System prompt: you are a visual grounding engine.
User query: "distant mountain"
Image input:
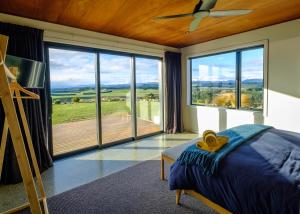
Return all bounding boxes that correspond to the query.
[192,80,235,87]
[136,82,159,89]
[51,82,159,91]
[192,79,262,87]
[100,82,158,89]
[51,82,95,89]
[51,85,95,93]
[242,79,263,83]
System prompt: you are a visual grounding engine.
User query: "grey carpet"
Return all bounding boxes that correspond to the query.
[21,160,216,214]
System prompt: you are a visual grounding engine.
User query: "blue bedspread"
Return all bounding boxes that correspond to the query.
[178,124,271,176]
[169,128,300,214]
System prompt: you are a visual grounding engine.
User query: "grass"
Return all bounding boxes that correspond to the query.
[52,88,159,101]
[51,88,159,125]
[52,103,96,125]
[52,101,130,125]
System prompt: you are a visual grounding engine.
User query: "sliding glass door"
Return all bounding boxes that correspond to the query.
[48,48,98,156]
[47,44,163,156]
[135,57,162,137]
[100,54,133,144]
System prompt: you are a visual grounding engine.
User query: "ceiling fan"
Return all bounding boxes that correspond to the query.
[156,0,253,32]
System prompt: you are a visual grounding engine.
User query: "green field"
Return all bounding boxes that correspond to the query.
[52,103,96,125]
[52,88,159,102]
[52,88,159,125]
[52,101,130,125]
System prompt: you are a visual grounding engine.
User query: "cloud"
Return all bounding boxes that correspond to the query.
[135,58,161,83]
[49,48,96,88]
[241,57,263,80]
[100,56,161,85]
[49,49,161,88]
[192,64,235,81]
[192,50,264,81]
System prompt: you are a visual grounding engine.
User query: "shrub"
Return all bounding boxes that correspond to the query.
[72,97,80,103]
[145,93,156,101]
[213,93,235,108]
[241,94,250,107]
[54,100,61,104]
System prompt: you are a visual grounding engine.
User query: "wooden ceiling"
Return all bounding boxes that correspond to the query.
[0,0,300,48]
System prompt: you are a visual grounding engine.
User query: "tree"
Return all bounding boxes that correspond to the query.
[145,93,156,101]
[241,94,250,107]
[73,97,80,103]
[54,100,61,104]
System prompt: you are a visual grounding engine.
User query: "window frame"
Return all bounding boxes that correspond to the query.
[44,42,164,159]
[189,44,266,111]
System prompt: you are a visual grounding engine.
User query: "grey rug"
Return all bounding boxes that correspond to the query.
[22,160,216,214]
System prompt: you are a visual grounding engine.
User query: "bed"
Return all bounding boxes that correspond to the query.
[161,126,300,214]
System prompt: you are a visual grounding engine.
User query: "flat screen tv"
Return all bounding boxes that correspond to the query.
[5,55,46,88]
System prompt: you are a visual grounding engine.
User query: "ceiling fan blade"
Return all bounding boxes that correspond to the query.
[193,0,203,13]
[189,12,209,32]
[189,18,201,32]
[209,9,252,17]
[155,13,193,19]
[199,0,217,11]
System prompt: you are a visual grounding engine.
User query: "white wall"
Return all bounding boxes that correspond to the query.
[181,18,300,133]
[0,13,179,57]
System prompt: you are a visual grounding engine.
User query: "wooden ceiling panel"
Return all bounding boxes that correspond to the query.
[78,0,128,32]
[0,0,300,48]
[37,0,71,22]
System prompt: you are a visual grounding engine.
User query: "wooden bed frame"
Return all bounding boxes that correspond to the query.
[161,153,232,214]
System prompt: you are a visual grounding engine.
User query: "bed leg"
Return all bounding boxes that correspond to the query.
[161,155,165,180]
[176,189,182,205]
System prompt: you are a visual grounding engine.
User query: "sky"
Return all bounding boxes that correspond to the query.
[49,47,263,88]
[49,48,161,88]
[191,48,264,82]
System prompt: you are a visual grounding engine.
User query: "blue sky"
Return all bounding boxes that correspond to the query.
[192,48,263,82]
[49,47,262,88]
[49,48,161,88]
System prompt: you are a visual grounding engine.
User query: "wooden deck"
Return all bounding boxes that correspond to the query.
[53,114,161,156]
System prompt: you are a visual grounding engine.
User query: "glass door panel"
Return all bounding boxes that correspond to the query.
[100,54,133,144]
[135,57,162,137]
[49,48,97,156]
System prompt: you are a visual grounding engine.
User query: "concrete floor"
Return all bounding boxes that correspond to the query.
[0,132,197,212]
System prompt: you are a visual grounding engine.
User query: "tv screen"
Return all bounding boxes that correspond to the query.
[5,55,46,88]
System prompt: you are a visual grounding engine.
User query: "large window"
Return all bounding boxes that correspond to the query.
[190,46,264,110]
[47,44,163,157]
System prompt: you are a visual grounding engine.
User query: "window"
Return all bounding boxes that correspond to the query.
[191,52,236,108]
[46,43,164,156]
[190,46,264,110]
[240,48,264,110]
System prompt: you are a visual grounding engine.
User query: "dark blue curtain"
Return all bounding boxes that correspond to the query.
[0,22,53,184]
[165,51,183,133]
